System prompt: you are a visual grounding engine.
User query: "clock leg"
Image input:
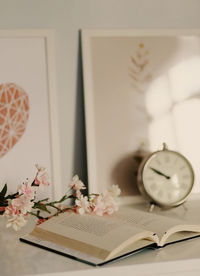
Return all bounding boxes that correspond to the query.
[182,203,188,211]
[149,203,155,212]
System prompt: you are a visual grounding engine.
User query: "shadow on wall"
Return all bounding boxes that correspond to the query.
[111,148,150,196]
[73,31,88,190]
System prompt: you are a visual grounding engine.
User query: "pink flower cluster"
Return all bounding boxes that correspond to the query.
[3,181,35,231]
[34,164,50,189]
[3,165,50,231]
[70,175,121,216]
[2,170,121,231]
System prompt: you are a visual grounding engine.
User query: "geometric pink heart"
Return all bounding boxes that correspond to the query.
[0,83,29,158]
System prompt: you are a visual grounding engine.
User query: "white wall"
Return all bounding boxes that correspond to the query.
[0,0,200,194]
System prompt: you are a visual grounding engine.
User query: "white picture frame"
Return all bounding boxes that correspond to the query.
[82,29,200,199]
[0,29,61,200]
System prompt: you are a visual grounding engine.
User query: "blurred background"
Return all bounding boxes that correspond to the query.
[0,0,200,195]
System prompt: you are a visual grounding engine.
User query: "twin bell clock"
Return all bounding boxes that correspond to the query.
[137,143,194,209]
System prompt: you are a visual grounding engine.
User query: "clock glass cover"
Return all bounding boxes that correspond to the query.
[140,148,194,207]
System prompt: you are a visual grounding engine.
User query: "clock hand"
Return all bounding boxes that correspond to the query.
[149,167,171,179]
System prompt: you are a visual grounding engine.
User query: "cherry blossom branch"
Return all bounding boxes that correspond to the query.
[0,165,121,231]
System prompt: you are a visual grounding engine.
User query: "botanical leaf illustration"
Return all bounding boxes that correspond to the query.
[129,43,152,93]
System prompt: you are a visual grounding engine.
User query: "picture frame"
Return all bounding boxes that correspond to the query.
[0,29,61,200]
[82,29,200,199]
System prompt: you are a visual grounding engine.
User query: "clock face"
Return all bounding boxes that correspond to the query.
[141,150,194,207]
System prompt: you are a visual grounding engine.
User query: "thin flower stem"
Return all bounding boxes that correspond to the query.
[28,211,46,220]
[29,206,71,220]
[48,204,60,210]
[31,170,39,186]
[37,198,49,203]
[33,193,74,207]
[5,192,19,200]
[53,207,71,216]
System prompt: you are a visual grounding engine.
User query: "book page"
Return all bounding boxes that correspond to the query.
[160,231,200,246]
[159,225,200,246]
[116,206,195,241]
[34,211,156,259]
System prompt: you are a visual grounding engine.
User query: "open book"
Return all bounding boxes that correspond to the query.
[20,206,200,266]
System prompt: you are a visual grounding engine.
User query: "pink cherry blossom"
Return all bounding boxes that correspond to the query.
[35,164,46,172]
[6,213,28,231]
[92,194,105,216]
[69,175,86,191]
[75,189,82,198]
[3,195,33,230]
[75,194,90,215]
[3,202,20,217]
[73,184,121,217]
[18,181,36,200]
[4,195,34,217]
[107,185,121,198]
[17,196,34,214]
[2,169,121,231]
[99,185,120,215]
[101,192,119,215]
[35,171,50,188]
[11,197,23,211]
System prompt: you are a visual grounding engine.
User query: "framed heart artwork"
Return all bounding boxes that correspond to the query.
[0,30,61,200]
[82,29,200,202]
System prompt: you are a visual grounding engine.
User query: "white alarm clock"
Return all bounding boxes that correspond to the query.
[137,143,194,208]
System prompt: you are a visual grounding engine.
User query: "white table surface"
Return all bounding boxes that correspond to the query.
[1,196,200,276]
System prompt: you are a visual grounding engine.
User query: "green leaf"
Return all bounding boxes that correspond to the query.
[38,198,49,203]
[35,203,51,214]
[0,184,7,199]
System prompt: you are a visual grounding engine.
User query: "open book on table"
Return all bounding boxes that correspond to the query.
[20,206,200,266]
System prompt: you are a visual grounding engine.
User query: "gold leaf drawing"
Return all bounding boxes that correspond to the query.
[129,43,152,92]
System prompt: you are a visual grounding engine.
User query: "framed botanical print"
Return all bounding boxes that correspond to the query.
[82,29,200,199]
